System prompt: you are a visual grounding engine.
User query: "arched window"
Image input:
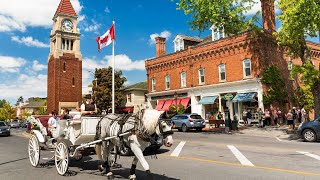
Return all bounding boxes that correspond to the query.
[243,59,252,78]
[198,68,205,84]
[218,64,226,81]
[180,71,186,87]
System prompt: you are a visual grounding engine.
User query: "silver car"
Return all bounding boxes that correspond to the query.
[171,114,205,132]
[0,121,11,136]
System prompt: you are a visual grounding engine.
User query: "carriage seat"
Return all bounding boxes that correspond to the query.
[53,120,68,138]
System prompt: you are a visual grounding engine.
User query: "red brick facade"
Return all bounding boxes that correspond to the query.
[47,53,82,113]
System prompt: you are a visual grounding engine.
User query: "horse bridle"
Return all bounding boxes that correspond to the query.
[157,119,174,139]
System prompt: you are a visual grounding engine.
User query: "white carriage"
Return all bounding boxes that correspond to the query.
[27,116,130,176]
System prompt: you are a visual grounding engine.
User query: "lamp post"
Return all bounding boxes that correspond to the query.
[87,70,97,94]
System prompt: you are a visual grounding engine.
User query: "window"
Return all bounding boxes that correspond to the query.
[127,93,132,103]
[151,78,156,92]
[219,64,226,81]
[66,40,69,50]
[165,75,170,90]
[174,38,184,52]
[243,59,252,78]
[61,39,65,50]
[181,72,186,87]
[198,68,205,84]
[211,25,225,41]
[70,40,74,50]
[63,62,66,72]
[72,77,75,86]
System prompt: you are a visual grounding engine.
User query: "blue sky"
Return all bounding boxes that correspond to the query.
[0,0,319,105]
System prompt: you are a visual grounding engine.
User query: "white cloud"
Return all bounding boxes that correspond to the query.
[84,20,101,32]
[245,0,280,16]
[0,56,26,73]
[0,0,82,32]
[11,36,49,48]
[32,60,47,71]
[149,30,171,45]
[105,7,110,13]
[0,73,47,100]
[82,55,146,72]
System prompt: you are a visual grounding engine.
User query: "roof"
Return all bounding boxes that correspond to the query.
[124,81,147,91]
[22,101,46,108]
[175,34,203,42]
[196,35,213,46]
[54,0,77,17]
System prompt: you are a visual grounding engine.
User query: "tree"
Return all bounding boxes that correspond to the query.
[92,67,127,114]
[0,99,8,108]
[175,0,320,118]
[0,102,16,121]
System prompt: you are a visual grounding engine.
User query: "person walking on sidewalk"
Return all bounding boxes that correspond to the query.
[257,108,263,128]
[247,109,252,126]
[286,110,294,129]
[242,109,248,126]
[264,109,271,126]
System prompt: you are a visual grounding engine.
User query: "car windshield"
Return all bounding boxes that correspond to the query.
[0,122,6,126]
[190,115,202,119]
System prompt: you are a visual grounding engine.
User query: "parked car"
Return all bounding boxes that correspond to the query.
[297,117,320,142]
[171,113,206,132]
[0,121,11,136]
[21,121,31,128]
[10,121,21,128]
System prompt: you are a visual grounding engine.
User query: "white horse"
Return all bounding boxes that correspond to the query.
[95,109,174,180]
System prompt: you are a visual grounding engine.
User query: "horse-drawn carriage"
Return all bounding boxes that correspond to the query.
[27,110,174,179]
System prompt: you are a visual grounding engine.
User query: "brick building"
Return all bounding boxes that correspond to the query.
[47,0,82,114]
[145,0,320,121]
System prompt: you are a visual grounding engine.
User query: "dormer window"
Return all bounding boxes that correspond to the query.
[210,25,225,41]
[174,37,184,52]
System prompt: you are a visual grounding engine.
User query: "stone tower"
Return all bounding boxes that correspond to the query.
[47,0,82,114]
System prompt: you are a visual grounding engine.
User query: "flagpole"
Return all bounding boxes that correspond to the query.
[112,20,115,114]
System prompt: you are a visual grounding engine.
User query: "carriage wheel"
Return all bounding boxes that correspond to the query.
[108,147,117,167]
[55,141,69,176]
[28,135,40,167]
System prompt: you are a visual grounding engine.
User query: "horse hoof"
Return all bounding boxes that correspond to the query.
[129,174,137,180]
[107,172,114,180]
[98,164,104,172]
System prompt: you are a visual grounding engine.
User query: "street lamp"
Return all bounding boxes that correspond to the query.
[87,70,97,87]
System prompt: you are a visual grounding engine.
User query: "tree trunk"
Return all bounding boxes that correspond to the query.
[312,81,320,119]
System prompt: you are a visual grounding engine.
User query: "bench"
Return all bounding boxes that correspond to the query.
[209,119,225,128]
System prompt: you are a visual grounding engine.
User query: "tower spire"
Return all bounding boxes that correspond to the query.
[54,0,77,17]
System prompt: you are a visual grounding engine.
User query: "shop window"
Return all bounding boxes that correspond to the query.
[165,75,170,90]
[127,93,132,103]
[243,59,252,78]
[198,68,205,84]
[151,78,156,92]
[219,64,226,81]
[181,71,186,87]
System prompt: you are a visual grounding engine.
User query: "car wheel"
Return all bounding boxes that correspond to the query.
[303,129,317,142]
[181,124,188,132]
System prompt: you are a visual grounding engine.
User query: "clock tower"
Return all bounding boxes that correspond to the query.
[47,0,82,113]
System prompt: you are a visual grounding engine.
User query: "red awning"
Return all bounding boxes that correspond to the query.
[172,99,181,106]
[161,99,173,112]
[180,97,190,109]
[155,100,165,110]
[122,106,134,113]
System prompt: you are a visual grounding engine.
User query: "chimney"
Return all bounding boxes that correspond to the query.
[261,0,276,32]
[155,37,166,57]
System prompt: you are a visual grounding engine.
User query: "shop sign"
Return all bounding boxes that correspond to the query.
[223,94,234,100]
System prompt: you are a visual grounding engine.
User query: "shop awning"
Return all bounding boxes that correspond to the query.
[172,99,181,106]
[155,100,165,110]
[180,97,190,109]
[162,99,173,112]
[121,106,134,113]
[198,96,218,105]
[232,92,257,102]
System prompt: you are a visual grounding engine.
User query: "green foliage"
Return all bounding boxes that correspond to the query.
[261,65,288,105]
[292,61,320,112]
[0,99,8,108]
[92,67,127,113]
[169,104,185,115]
[174,0,260,34]
[0,102,16,121]
[35,107,47,115]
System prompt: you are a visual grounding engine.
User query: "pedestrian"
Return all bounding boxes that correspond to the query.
[216,111,223,128]
[62,108,71,120]
[264,109,271,126]
[247,109,252,126]
[257,107,263,128]
[276,108,282,126]
[301,107,307,122]
[292,107,297,129]
[242,109,248,126]
[286,109,294,129]
[297,107,302,123]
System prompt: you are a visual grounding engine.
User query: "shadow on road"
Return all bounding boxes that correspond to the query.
[0,157,28,166]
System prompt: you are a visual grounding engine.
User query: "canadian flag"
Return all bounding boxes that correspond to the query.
[96,24,115,51]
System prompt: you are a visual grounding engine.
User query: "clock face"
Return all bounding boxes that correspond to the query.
[62,19,73,31]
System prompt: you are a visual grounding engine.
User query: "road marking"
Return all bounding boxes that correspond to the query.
[50,151,55,153]
[227,145,254,166]
[276,137,282,142]
[160,154,320,177]
[297,151,320,161]
[170,141,186,157]
[42,158,49,160]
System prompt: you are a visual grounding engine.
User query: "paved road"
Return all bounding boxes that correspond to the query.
[1,128,320,180]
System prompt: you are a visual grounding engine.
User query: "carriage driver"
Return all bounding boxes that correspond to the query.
[81,94,97,116]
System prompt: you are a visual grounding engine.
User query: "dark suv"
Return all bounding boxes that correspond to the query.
[297,117,320,142]
[0,121,11,136]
